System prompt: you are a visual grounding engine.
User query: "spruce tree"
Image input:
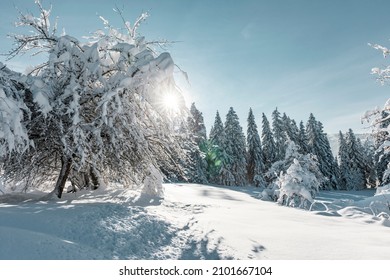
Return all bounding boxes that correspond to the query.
[337,131,349,190]
[344,129,366,190]
[306,114,338,189]
[246,108,265,187]
[282,113,299,143]
[298,121,309,154]
[180,103,208,184]
[360,138,376,187]
[188,103,207,146]
[207,111,226,184]
[223,107,247,186]
[272,108,288,161]
[261,113,276,170]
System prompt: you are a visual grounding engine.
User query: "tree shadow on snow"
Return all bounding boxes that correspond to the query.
[0,195,239,260]
[178,232,234,260]
[0,198,179,260]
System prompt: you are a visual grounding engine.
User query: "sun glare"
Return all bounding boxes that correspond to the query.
[162,93,179,112]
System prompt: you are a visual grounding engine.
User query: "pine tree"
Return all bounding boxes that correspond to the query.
[282,113,299,143]
[344,129,366,190]
[337,131,349,190]
[272,108,288,161]
[207,111,227,184]
[306,114,338,190]
[360,138,376,187]
[223,107,247,186]
[188,102,207,146]
[246,108,265,187]
[263,141,324,209]
[298,121,309,154]
[183,103,208,183]
[261,113,276,170]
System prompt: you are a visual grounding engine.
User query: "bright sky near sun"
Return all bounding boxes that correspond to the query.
[1,0,389,135]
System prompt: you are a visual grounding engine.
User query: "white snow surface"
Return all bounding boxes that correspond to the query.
[0,184,390,260]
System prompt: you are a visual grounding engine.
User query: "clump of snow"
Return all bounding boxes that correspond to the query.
[276,159,319,208]
[142,165,164,198]
[376,184,390,196]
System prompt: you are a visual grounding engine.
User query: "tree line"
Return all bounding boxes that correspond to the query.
[186,103,388,207]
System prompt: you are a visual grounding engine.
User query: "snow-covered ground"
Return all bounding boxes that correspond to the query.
[0,183,390,260]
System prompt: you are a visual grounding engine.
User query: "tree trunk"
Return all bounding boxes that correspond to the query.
[54,156,72,198]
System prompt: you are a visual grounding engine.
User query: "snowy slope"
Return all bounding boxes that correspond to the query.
[0,184,390,260]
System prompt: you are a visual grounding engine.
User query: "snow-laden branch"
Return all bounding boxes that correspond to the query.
[1,1,189,198]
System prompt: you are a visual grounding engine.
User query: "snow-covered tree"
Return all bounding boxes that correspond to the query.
[345,129,366,190]
[188,102,207,146]
[360,138,377,187]
[306,113,338,189]
[0,64,32,159]
[261,113,276,170]
[298,120,309,154]
[207,111,227,184]
[223,107,247,186]
[184,103,208,183]
[337,131,349,190]
[282,113,299,144]
[246,108,265,187]
[338,130,374,190]
[272,108,287,161]
[1,1,188,198]
[365,43,390,188]
[262,141,323,209]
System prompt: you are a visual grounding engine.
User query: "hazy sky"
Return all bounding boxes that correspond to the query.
[1,0,389,134]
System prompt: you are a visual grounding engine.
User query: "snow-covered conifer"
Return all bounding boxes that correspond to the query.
[337,131,349,190]
[298,120,309,154]
[246,108,265,187]
[344,129,366,190]
[262,141,323,209]
[261,113,276,170]
[272,108,288,161]
[223,107,247,186]
[184,103,208,183]
[306,114,338,189]
[188,103,207,146]
[207,111,227,184]
[282,113,299,143]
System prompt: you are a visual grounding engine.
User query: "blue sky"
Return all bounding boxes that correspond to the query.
[1,0,389,134]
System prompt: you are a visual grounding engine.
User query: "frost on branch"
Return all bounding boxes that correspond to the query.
[0,63,32,158]
[8,0,58,62]
[364,42,390,189]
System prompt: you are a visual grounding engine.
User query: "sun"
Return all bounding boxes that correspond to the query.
[162,92,180,112]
